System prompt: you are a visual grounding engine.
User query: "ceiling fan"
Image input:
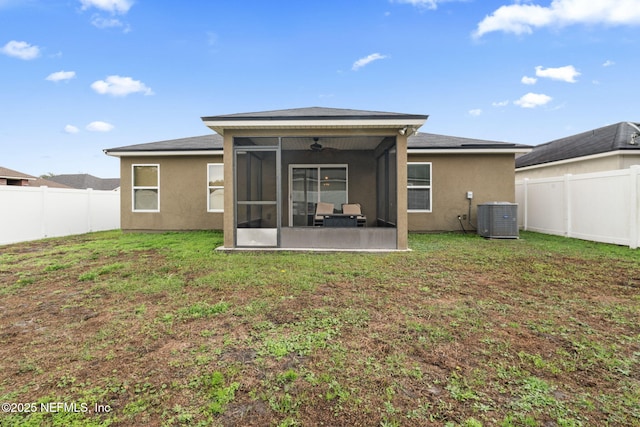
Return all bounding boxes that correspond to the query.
[310,137,323,152]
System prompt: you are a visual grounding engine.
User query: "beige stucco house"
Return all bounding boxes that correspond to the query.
[104,107,529,250]
[516,121,640,180]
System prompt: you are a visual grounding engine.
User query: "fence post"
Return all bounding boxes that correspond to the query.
[40,186,48,239]
[523,178,529,231]
[87,188,93,232]
[630,166,639,249]
[563,174,572,237]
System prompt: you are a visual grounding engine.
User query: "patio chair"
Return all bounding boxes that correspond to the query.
[313,202,335,226]
[342,203,367,227]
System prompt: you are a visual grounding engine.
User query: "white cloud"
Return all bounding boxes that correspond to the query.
[514,92,552,108]
[46,70,76,82]
[1,40,40,60]
[473,0,640,39]
[521,76,538,85]
[64,125,80,134]
[91,15,129,30]
[469,109,483,116]
[352,53,388,71]
[492,100,509,107]
[79,0,133,14]
[80,0,133,30]
[91,75,153,96]
[535,65,580,82]
[602,59,615,67]
[392,0,439,9]
[86,121,114,132]
[391,0,462,10]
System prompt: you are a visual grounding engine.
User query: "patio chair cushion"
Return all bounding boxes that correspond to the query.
[315,202,334,218]
[342,203,362,215]
[342,203,367,227]
[314,202,335,225]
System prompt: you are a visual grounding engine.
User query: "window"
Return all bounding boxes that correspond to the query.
[132,164,159,211]
[289,165,348,226]
[407,162,431,212]
[208,163,224,212]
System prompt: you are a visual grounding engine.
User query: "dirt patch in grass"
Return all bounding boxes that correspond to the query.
[0,231,639,426]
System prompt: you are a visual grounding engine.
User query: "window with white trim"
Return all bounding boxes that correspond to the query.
[407,162,431,212]
[208,163,224,212]
[132,164,159,212]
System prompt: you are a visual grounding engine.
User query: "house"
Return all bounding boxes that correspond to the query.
[104,107,530,250]
[0,166,71,188]
[0,166,33,186]
[515,121,640,180]
[46,173,120,191]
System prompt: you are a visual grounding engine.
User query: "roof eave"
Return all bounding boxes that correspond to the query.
[201,117,428,135]
[0,175,35,181]
[409,148,532,154]
[104,149,223,158]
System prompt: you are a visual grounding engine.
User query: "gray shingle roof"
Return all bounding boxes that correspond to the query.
[105,134,223,153]
[105,132,525,153]
[516,121,640,168]
[202,106,428,121]
[409,132,528,149]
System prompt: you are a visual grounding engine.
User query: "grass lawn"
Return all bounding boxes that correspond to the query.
[0,230,639,426]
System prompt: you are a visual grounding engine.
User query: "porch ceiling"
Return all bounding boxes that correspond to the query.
[281,136,386,151]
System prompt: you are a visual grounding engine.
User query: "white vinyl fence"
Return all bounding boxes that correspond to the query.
[0,186,120,245]
[516,166,640,249]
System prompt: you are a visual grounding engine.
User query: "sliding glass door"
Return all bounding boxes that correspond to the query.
[289,165,347,226]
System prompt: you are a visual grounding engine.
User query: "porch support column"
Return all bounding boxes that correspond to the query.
[223,133,235,248]
[396,134,409,250]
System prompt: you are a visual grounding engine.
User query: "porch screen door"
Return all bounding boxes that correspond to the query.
[290,165,347,226]
[235,148,280,247]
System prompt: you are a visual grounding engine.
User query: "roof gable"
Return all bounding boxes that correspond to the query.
[516,122,640,168]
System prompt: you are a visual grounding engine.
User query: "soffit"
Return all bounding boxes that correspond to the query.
[281,136,386,151]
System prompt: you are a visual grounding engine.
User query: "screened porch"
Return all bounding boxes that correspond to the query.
[232,135,400,249]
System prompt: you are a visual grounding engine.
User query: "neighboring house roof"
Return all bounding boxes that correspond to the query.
[30,177,72,188]
[516,121,640,169]
[46,174,120,190]
[0,166,72,188]
[0,166,35,181]
[105,132,529,155]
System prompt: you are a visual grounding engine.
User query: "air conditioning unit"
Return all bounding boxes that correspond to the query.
[477,202,518,239]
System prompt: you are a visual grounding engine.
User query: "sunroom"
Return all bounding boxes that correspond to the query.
[201,107,428,250]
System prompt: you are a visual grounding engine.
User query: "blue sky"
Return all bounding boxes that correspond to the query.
[2,0,640,178]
